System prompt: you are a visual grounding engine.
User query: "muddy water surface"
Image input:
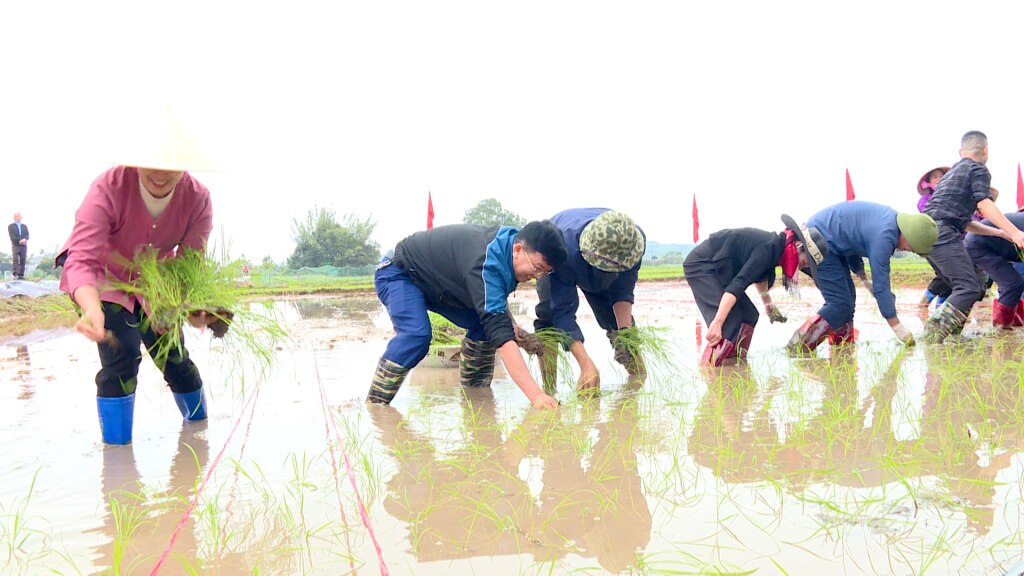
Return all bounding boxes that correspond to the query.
[3,281,1024,575]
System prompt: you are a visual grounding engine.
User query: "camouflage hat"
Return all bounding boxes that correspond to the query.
[579,211,646,272]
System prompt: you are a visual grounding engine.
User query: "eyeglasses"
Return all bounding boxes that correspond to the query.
[523,249,551,277]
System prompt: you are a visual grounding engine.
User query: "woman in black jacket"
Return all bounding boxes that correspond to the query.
[684,216,827,366]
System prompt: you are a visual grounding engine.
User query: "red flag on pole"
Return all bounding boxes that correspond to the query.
[427,191,435,229]
[845,168,855,201]
[691,194,699,243]
[1016,163,1024,211]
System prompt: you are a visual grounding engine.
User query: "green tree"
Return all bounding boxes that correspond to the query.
[463,198,527,228]
[288,207,381,269]
[659,251,684,265]
[32,251,61,279]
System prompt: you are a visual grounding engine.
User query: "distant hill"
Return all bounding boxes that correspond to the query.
[644,241,695,260]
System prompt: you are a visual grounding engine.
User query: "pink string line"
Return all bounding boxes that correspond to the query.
[312,350,389,576]
[220,382,262,547]
[149,381,263,576]
[315,352,358,575]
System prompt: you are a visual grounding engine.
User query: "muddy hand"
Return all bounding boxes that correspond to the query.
[515,329,546,356]
[76,305,107,342]
[626,352,647,384]
[766,304,787,324]
[209,309,234,338]
[188,309,234,338]
[892,322,915,347]
[187,310,210,330]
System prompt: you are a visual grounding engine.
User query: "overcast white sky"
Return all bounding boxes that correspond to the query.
[3,1,1024,263]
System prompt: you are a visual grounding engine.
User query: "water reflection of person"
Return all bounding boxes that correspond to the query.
[15,345,33,400]
[526,389,653,572]
[775,350,904,491]
[368,386,542,561]
[369,383,653,571]
[90,422,209,574]
[690,352,905,492]
[688,364,786,484]
[905,344,1020,535]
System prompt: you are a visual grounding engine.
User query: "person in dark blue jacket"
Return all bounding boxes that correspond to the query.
[369,221,568,409]
[788,201,938,353]
[965,211,1024,329]
[533,209,647,391]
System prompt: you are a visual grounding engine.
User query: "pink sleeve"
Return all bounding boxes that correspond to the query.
[180,178,213,251]
[60,176,115,299]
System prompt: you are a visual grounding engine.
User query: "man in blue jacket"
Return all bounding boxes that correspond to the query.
[369,221,568,409]
[788,201,938,352]
[533,209,646,391]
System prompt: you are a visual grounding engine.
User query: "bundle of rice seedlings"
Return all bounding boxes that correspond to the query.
[609,324,679,384]
[534,327,583,392]
[109,247,287,373]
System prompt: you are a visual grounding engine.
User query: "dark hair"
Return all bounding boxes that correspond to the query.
[961,130,987,150]
[517,220,568,268]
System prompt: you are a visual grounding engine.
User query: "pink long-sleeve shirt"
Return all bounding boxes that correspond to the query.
[59,166,213,310]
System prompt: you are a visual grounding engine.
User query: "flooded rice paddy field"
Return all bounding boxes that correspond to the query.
[3,281,1024,575]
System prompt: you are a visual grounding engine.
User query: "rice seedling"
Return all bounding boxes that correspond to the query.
[610,324,680,380]
[105,489,149,576]
[107,247,288,374]
[336,410,389,505]
[0,469,49,569]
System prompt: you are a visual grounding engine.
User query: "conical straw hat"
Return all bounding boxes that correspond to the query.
[111,101,215,172]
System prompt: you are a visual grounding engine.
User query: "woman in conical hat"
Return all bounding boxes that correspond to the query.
[57,103,217,446]
[916,166,952,308]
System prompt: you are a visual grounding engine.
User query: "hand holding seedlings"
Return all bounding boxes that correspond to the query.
[610,333,632,365]
[765,303,787,324]
[514,326,546,356]
[577,366,600,392]
[72,285,108,342]
[891,322,915,346]
[187,308,234,338]
[529,390,559,410]
[76,307,108,342]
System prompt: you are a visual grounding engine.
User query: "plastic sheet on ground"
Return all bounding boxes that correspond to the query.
[0,280,61,298]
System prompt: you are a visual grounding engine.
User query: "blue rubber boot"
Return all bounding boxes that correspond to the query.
[97,394,135,445]
[173,387,208,421]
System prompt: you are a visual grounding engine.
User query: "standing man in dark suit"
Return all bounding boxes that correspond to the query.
[8,212,28,280]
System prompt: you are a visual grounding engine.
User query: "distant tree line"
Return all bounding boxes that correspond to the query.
[282,199,530,270]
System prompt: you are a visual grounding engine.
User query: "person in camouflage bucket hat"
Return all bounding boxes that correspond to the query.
[532,209,648,392]
[579,211,646,272]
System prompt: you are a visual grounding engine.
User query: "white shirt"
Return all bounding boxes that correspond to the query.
[139,177,175,218]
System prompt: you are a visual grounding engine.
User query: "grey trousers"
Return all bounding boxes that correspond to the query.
[925,224,983,313]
